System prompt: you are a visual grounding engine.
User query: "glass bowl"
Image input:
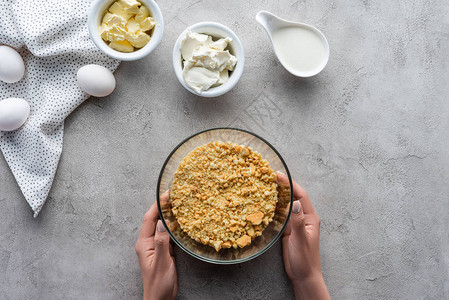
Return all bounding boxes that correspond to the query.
[157,128,293,264]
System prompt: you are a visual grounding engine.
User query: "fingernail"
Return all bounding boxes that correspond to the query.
[276,171,286,176]
[164,189,170,195]
[157,220,166,232]
[292,200,301,214]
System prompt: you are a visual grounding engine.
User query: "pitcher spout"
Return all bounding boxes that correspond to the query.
[255,11,282,34]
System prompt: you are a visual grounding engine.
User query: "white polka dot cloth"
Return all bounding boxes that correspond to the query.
[0,0,120,217]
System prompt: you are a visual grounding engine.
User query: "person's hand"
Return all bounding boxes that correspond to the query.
[278,172,330,300]
[135,191,177,300]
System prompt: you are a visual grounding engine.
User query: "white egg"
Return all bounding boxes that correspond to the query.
[0,46,25,83]
[0,98,30,131]
[77,64,116,97]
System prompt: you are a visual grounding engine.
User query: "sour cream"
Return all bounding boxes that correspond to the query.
[181,31,237,94]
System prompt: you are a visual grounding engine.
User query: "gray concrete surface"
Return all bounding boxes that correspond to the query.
[1,0,448,299]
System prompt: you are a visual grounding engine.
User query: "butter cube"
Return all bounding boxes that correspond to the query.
[139,17,155,31]
[109,40,134,53]
[101,0,154,52]
[102,13,126,27]
[126,31,150,48]
[120,0,140,14]
[135,5,150,22]
[125,6,140,15]
[108,2,131,19]
[126,18,140,34]
[99,23,108,37]
[102,24,127,42]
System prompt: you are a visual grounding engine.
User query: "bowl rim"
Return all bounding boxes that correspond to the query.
[172,22,245,98]
[87,0,164,61]
[156,127,294,265]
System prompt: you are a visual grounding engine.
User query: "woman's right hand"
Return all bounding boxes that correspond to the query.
[278,172,330,300]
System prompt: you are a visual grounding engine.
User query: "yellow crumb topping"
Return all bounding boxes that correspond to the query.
[171,141,278,252]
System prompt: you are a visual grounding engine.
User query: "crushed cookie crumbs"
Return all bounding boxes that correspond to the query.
[171,141,278,251]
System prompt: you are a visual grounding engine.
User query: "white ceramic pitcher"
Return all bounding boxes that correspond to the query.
[256,11,330,77]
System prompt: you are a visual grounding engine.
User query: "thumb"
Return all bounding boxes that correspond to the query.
[154,220,171,268]
[290,200,307,241]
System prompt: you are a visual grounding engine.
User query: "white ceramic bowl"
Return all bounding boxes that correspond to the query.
[172,22,245,98]
[88,0,164,61]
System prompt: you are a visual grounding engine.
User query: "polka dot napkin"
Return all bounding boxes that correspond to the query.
[0,0,120,217]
